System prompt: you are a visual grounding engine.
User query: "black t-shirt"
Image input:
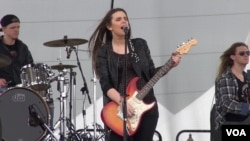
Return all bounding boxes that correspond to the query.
[236,77,249,102]
[5,42,18,59]
[115,52,139,95]
[225,76,249,121]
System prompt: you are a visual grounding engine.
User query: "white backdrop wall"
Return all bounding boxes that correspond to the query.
[1,0,250,141]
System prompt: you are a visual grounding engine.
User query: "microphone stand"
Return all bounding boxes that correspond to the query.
[72,71,77,127]
[92,71,97,140]
[28,104,58,141]
[73,47,92,132]
[122,31,129,141]
[69,68,73,125]
[73,47,91,104]
[66,46,78,129]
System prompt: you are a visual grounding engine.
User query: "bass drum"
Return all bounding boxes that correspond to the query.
[0,87,49,141]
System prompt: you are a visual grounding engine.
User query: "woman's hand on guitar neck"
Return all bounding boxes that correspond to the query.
[171,52,181,67]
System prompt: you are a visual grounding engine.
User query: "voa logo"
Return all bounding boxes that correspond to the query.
[226,129,246,136]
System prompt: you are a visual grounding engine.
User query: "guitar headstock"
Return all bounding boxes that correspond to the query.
[176,38,198,55]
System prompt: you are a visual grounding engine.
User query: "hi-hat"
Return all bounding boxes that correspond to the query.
[0,54,11,68]
[44,38,88,47]
[51,63,77,70]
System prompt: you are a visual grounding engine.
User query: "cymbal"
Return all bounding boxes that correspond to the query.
[51,63,77,70]
[0,54,11,68]
[44,38,88,47]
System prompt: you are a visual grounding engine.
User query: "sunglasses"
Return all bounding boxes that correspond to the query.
[237,51,250,56]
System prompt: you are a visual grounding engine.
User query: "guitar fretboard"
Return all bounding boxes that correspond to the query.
[136,59,174,100]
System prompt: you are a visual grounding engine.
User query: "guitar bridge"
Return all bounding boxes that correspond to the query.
[117,107,131,135]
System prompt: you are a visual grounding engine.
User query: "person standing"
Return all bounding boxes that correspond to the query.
[88,8,181,141]
[212,42,250,141]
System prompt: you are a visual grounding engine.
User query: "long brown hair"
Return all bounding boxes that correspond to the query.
[216,42,248,80]
[88,8,131,78]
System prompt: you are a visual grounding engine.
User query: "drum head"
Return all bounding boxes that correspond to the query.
[0,87,49,141]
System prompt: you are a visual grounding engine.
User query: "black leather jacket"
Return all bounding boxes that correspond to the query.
[0,36,33,87]
[97,38,159,116]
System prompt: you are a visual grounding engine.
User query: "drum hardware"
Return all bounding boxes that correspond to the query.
[53,69,69,140]
[50,65,78,128]
[73,72,108,141]
[72,43,104,141]
[52,69,80,141]
[70,69,77,127]
[44,87,54,102]
[76,49,89,52]
[61,39,93,140]
[43,36,91,140]
[64,46,92,140]
[43,35,88,47]
[0,54,11,68]
[92,71,97,139]
[51,63,77,71]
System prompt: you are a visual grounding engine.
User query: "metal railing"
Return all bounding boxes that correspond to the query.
[176,129,211,141]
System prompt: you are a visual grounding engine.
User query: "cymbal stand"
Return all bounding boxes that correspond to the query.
[56,69,68,140]
[68,68,77,127]
[69,68,73,124]
[72,70,77,127]
[92,71,97,140]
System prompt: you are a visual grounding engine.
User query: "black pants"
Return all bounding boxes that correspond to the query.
[211,128,221,141]
[109,116,158,141]
[46,100,54,130]
[0,118,2,141]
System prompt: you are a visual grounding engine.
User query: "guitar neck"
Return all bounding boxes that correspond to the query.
[135,38,198,100]
[136,59,174,100]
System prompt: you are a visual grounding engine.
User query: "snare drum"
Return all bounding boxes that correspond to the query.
[20,63,54,91]
[0,87,50,141]
[35,87,54,102]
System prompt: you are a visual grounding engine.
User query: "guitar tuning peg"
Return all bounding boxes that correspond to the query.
[190,37,195,41]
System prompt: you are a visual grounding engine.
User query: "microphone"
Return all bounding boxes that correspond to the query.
[66,46,76,59]
[121,25,129,34]
[28,105,39,127]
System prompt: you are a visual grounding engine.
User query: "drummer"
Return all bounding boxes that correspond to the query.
[0,14,55,131]
[0,14,33,91]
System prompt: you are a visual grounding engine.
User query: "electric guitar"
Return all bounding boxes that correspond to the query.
[101,38,198,136]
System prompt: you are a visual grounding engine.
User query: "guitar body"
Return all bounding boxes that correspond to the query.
[101,77,156,136]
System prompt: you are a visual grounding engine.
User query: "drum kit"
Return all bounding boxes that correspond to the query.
[0,36,105,141]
